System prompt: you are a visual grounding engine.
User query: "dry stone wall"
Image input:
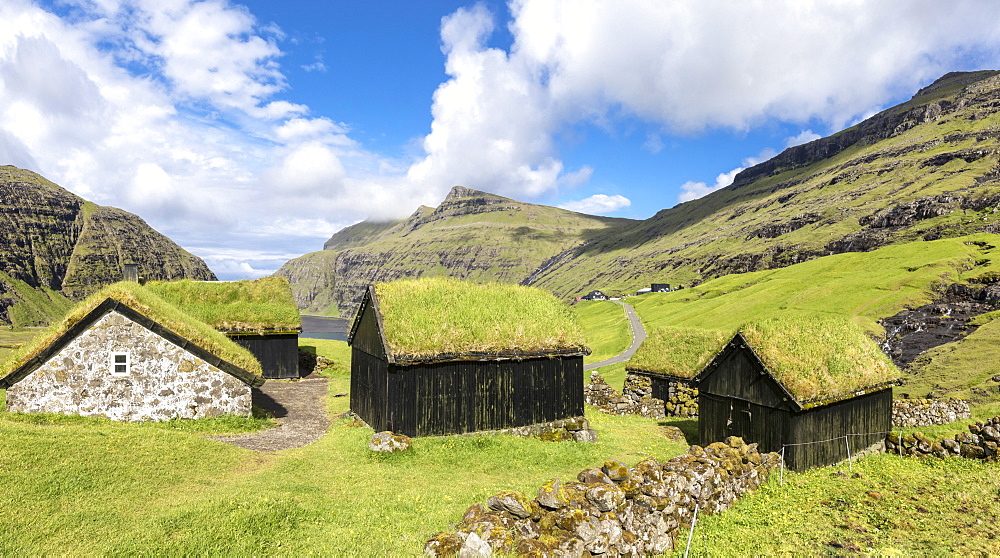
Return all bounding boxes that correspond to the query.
[891,398,971,427]
[424,436,781,557]
[624,373,698,418]
[6,309,252,421]
[584,372,665,419]
[886,416,1000,460]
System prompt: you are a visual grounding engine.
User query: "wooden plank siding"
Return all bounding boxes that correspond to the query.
[229,334,299,379]
[785,389,892,471]
[384,356,584,437]
[350,348,389,432]
[697,340,894,471]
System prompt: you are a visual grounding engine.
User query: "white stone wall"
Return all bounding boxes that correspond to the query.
[6,309,252,421]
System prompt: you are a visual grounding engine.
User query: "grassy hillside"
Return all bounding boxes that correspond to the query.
[276,186,636,317]
[627,234,1000,401]
[533,73,1000,297]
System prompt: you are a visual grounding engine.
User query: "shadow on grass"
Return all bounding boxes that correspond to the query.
[659,418,698,445]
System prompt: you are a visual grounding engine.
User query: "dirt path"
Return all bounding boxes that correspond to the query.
[584,300,647,371]
[207,376,332,452]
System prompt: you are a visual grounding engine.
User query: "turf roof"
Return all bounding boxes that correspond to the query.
[627,326,731,379]
[0,282,263,378]
[371,277,588,361]
[146,277,301,333]
[726,316,900,404]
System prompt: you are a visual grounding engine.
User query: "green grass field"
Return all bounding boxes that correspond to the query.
[0,338,687,555]
[573,300,631,363]
[628,234,1000,403]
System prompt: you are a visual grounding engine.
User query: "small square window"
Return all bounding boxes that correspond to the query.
[111,352,129,376]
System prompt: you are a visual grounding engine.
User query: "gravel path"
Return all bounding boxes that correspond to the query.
[207,376,332,452]
[584,300,647,371]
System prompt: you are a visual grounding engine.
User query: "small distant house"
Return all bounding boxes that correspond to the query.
[0,282,265,422]
[147,277,302,379]
[693,318,901,471]
[651,283,671,292]
[581,290,607,301]
[636,287,652,295]
[348,277,590,437]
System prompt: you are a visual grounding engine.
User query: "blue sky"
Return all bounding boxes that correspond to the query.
[2,1,1000,279]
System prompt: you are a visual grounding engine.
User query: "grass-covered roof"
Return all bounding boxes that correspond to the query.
[627,326,730,379]
[0,282,263,378]
[372,277,588,361]
[733,316,900,404]
[146,277,300,333]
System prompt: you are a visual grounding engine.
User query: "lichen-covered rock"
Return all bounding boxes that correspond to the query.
[427,435,779,556]
[487,491,533,519]
[368,431,412,453]
[424,532,463,557]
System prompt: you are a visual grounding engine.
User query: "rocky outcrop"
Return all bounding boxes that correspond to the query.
[424,437,781,557]
[0,166,215,324]
[880,282,999,368]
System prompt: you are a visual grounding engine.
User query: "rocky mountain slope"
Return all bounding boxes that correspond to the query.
[276,186,635,315]
[278,71,1000,318]
[0,166,216,325]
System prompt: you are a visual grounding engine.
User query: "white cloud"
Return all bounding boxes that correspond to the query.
[558,194,631,214]
[4,0,1000,282]
[678,167,744,203]
[786,130,821,148]
[403,0,1000,204]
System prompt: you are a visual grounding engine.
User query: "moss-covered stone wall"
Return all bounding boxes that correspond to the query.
[425,436,781,556]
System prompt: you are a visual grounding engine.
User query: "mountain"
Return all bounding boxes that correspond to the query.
[0,166,216,325]
[278,70,1000,318]
[275,186,635,315]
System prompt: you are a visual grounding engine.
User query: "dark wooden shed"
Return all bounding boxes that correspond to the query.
[348,278,590,437]
[693,318,900,471]
[146,277,302,379]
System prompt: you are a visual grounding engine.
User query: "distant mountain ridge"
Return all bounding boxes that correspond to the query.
[278,70,1000,318]
[276,187,635,315]
[0,166,215,325]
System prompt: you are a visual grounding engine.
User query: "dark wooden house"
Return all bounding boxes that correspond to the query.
[147,277,302,379]
[349,278,590,437]
[693,318,901,471]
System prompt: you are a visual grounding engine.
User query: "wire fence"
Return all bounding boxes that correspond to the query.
[778,429,899,486]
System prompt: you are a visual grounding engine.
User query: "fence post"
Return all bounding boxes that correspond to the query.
[779,446,785,487]
[844,435,852,474]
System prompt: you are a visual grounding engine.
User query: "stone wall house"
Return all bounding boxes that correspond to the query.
[0,285,264,421]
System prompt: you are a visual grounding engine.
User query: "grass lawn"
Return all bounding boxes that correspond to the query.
[0,338,688,555]
[573,300,631,364]
[685,453,1000,555]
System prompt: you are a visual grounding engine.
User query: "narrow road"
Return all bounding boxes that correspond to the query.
[584,300,647,371]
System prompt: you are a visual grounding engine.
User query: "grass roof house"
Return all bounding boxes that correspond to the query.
[693,317,901,471]
[625,327,730,417]
[147,277,302,379]
[348,277,590,437]
[0,282,264,422]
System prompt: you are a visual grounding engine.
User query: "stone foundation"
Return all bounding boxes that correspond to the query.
[892,398,971,427]
[459,416,598,443]
[624,373,698,418]
[584,372,665,419]
[425,436,781,556]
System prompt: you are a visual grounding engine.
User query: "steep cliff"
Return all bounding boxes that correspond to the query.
[0,166,216,325]
[278,71,1000,317]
